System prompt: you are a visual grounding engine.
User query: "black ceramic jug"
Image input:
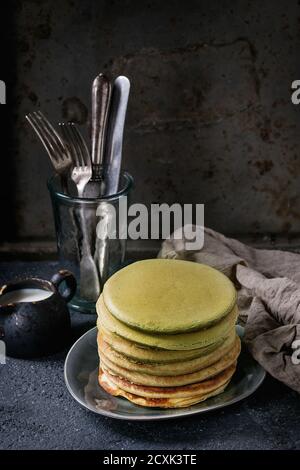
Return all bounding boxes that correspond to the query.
[0,270,76,358]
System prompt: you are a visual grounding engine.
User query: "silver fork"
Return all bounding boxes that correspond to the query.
[25,111,72,192]
[59,122,100,301]
[59,123,92,197]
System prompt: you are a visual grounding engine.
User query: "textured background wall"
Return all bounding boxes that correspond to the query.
[3,0,300,249]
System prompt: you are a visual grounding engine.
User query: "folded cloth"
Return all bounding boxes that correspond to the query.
[158,226,300,393]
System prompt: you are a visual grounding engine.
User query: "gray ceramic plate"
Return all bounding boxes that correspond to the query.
[64,325,265,421]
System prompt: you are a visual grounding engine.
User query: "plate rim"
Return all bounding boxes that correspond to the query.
[64,326,266,421]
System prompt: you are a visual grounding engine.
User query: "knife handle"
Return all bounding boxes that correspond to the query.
[91,74,111,175]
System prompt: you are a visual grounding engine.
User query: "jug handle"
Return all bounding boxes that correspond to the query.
[51,270,77,303]
[0,325,4,340]
[0,303,15,339]
[0,324,5,364]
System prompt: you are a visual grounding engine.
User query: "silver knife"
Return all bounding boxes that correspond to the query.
[85,73,111,197]
[94,77,130,288]
[103,76,130,195]
[79,74,111,298]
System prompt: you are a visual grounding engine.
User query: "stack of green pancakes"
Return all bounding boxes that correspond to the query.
[96,259,240,408]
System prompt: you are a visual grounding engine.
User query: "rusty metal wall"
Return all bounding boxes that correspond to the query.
[9,0,300,244]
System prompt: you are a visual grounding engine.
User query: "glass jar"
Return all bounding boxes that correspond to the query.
[48,171,133,314]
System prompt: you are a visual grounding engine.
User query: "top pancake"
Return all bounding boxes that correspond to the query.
[103,259,237,333]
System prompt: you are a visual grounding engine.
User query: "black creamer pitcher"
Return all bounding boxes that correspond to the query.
[0,270,77,358]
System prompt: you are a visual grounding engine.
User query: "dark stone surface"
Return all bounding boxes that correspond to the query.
[0,261,300,450]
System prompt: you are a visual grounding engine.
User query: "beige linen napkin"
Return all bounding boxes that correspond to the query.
[158,226,300,393]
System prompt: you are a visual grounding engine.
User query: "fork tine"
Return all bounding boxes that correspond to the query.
[68,123,85,167]
[37,114,66,161]
[26,113,59,165]
[30,112,66,162]
[66,123,82,166]
[70,124,91,166]
[65,123,82,166]
[34,111,66,157]
[59,121,92,196]
[59,123,79,167]
[34,111,72,166]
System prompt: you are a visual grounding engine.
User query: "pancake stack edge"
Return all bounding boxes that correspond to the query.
[96,259,241,409]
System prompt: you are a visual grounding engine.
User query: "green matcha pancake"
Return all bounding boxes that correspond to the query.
[99,366,233,408]
[98,330,237,376]
[97,295,238,350]
[99,326,229,363]
[100,337,241,387]
[103,259,237,334]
